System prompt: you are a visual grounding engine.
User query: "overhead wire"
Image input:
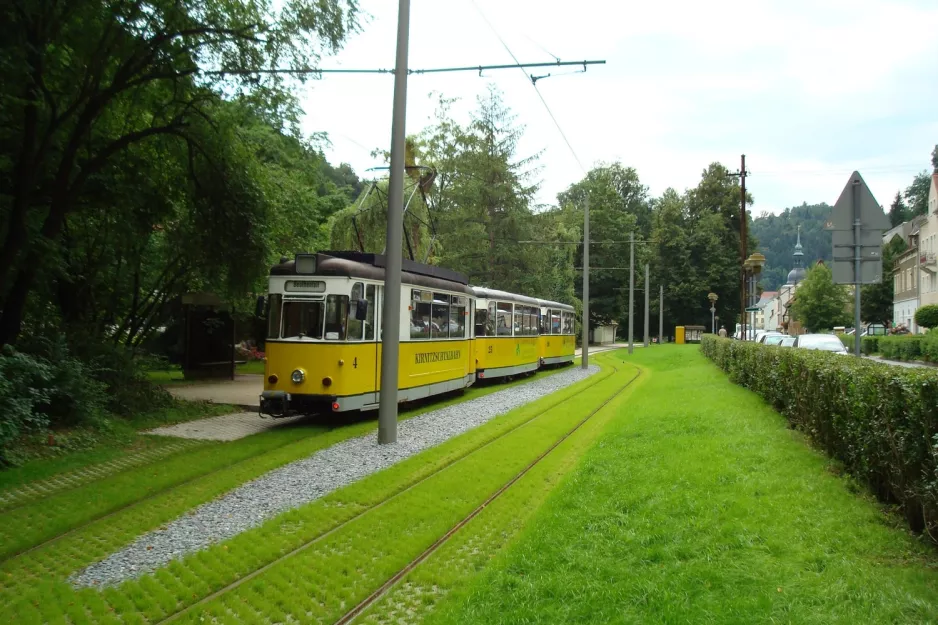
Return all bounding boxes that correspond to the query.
[469,0,587,175]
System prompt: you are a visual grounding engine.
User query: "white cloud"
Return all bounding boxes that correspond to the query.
[300,0,938,214]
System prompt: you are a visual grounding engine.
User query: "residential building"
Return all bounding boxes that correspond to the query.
[754,291,778,330]
[893,216,926,332]
[917,173,938,310]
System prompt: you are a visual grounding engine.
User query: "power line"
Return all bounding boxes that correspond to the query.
[469,0,589,174]
[202,60,604,77]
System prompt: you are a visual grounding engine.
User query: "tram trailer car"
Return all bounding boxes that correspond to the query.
[260,252,475,417]
[471,287,542,381]
[535,298,577,367]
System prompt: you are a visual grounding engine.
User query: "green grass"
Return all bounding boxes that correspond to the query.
[237,360,265,375]
[0,356,625,624]
[0,400,235,494]
[424,346,938,625]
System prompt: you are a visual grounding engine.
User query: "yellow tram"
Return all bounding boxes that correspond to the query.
[260,252,576,417]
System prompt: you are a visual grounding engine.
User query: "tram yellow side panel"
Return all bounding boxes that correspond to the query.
[474,336,540,372]
[538,334,576,361]
[264,342,378,397]
[376,340,472,391]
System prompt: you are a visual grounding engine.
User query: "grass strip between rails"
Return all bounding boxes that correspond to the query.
[0,360,608,623]
[423,346,938,625]
[353,359,645,625]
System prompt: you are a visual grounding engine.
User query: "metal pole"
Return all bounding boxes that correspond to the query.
[740,154,747,342]
[582,195,590,369]
[852,179,861,357]
[644,263,649,347]
[711,307,715,334]
[377,0,411,445]
[628,232,634,354]
[659,285,663,344]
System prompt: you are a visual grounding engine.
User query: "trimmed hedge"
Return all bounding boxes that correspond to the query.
[838,334,880,355]
[879,335,925,361]
[701,335,938,538]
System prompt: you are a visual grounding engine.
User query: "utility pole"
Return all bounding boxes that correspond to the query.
[644,263,649,347]
[582,195,590,369]
[628,232,634,354]
[727,154,748,340]
[377,0,411,445]
[659,285,663,345]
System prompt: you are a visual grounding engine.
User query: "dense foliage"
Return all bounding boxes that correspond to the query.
[701,335,938,540]
[915,305,938,330]
[790,263,851,331]
[749,203,833,291]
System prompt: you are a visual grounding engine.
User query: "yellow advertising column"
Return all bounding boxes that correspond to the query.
[675,326,686,344]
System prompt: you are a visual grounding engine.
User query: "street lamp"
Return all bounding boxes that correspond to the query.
[707,292,718,334]
[744,253,765,340]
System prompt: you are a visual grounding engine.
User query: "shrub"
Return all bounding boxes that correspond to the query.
[915,305,938,330]
[701,335,938,538]
[0,340,109,464]
[922,331,938,363]
[878,335,924,361]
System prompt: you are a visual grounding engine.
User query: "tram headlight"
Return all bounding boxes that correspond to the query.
[291,369,305,384]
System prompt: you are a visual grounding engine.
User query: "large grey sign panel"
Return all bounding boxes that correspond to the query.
[829,171,891,231]
[832,259,883,284]
[829,171,890,284]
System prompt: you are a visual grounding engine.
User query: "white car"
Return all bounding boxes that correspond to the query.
[793,334,850,355]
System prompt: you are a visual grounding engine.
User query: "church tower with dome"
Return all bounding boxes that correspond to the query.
[786,225,806,286]
[775,225,806,332]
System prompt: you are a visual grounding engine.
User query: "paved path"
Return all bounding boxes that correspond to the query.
[864,355,937,370]
[144,411,309,441]
[167,374,263,408]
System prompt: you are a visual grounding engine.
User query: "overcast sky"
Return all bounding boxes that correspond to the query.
[299,0,938,215]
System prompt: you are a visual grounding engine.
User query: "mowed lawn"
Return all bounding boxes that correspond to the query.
[427,346,938,624]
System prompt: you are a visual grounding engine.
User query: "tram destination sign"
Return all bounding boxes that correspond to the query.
[826,172,890,285]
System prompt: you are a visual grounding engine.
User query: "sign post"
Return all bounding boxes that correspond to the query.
[827,172,890,357]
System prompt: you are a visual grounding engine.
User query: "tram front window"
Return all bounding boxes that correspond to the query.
[281,301,324,340]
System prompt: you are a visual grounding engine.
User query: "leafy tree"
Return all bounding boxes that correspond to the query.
[558,163,650,332]
[906,172,932,217]
[932,144,938,172]
[791,263,851,332]
[861,235,907,325]
[888,191,910,228]
[915,305,938,330]
[0,0,359,345]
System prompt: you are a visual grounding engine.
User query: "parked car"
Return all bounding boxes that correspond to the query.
[779,336,796,347]
[762,334,787,346]
[758,331,785,344]
[793,333,849,354]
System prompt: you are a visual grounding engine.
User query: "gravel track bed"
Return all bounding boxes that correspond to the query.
[71,365,599,588]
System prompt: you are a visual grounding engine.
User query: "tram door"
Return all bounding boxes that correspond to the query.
[373,285,382,395]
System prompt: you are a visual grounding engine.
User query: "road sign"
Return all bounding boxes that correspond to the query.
[828,171,889,358]
[827,171,889,285]
[745,306,760,312]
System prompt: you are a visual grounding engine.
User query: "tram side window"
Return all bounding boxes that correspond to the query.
[281,300,324,340]
[324,295,348,340]
[496,302,512,336]
[562,311,573,334]
[347,283,364,341]
[431,293,450,339]
[487,302,496,336]
[475,306,487,337]
[450,296,468,339]
[550,309,561,335]
[365,284,376,340]
[539,309,548,335]
[267,294,283,338]
[513,304,523,336]
[530,306,541,335]
[411,290,431,340]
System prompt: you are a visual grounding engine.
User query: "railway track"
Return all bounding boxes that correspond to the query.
[152,358,639,625]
